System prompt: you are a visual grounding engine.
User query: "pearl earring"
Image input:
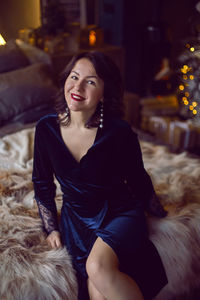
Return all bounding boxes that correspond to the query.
[65,106,69,117]
[99,102,103,128]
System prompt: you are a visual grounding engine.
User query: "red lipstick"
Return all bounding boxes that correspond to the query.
[71,93,85,101]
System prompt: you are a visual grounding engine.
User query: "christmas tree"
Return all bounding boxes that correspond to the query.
[177,1,200,124]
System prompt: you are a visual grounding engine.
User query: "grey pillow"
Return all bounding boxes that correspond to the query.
[16,39,52,66]
[0,40,30,73]
[0,63,58,126]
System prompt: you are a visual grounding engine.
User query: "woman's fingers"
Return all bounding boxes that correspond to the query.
[55,236,62,248]
[46,230,62,249]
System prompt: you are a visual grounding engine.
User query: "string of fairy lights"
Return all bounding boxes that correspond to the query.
[178,43,200,118]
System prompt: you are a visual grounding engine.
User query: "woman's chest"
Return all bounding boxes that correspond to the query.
[48,127,124,184]
[60,126,98,163]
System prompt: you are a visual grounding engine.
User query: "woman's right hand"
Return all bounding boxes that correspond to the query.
[46,230,62,249]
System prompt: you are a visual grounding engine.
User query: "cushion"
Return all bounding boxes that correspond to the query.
[11,104,54,124]
[0,40,30,73]
[16,39,52,66]
[0,63,58,126]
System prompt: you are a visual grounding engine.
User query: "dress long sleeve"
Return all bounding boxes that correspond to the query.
[30,115,168,299]
[32,124,58,234]
[123,127,167,217]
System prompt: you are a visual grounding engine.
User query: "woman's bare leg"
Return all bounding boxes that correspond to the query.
[86,237,144,300]
[87,279,106,300]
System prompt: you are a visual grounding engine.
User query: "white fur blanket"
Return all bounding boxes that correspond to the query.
[0,128,200,300]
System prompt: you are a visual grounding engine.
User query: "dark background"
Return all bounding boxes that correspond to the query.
[0,0,199,96]
[93,0,199,95]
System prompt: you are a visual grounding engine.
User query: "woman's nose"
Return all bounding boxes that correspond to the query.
[75,80,84,91]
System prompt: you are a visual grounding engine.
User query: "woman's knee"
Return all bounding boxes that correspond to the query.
[86,254,104,279]
[86,238,119,285]
[86,254,118,292]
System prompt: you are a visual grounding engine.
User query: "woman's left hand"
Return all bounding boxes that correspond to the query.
[46,230,62,249]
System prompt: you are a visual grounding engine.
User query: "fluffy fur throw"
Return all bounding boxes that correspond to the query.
[0,128,200,300]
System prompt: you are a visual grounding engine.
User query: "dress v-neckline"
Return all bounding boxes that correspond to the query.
[58,124,101,165]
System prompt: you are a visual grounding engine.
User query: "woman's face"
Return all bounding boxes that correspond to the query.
[64,58,104,114]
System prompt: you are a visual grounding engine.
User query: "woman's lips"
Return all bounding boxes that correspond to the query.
[71,93,85,101]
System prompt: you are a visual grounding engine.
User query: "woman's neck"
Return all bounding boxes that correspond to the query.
[70,110,93,129]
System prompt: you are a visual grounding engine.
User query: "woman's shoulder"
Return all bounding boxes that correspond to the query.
[105,117,137,137]
[35,113,58,133]
[36,113,58,127]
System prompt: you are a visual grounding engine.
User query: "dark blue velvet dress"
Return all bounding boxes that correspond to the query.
[32,114,167,300]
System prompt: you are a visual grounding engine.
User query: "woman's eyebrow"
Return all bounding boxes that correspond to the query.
[71,70,79,75]
[71,70,98,79]
[86,75,98,79]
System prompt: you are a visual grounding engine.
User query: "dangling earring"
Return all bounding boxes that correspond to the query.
[65,106,69,118]
[99,102,103,128]
[62,106,70,124]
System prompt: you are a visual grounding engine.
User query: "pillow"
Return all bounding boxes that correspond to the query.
[0,40,30,73]
[16,39,52,66]
[11,103,55,124]
[0,63,58,126]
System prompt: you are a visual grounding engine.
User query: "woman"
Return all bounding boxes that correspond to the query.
[32,51,168,300]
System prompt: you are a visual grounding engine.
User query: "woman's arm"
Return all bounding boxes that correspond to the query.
[123,127,167,217]
[32,123,59,235]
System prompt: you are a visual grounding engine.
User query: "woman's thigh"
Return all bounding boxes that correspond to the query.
[86,237,119,274]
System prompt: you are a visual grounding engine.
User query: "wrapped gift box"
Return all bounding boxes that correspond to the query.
[140,95,179,117]
[148,116,175,144]
[140,94,180,135]
[195,126,200,148]
[168,120,198,151]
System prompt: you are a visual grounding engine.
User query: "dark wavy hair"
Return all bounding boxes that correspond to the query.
[54,51,124,127]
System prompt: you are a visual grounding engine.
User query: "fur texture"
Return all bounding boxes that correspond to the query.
[0,129,200,299]
[0,194,77,300]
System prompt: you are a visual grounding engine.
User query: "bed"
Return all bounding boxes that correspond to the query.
[0,125,200,300]
[0,40,200,300]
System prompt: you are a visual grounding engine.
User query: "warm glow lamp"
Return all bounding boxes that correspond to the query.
[0,34,6,45]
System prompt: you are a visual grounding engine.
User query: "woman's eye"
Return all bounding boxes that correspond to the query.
[87,80,96,85]
[71,75,78,80]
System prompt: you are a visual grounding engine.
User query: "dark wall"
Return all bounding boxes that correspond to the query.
[1,0,199,96]
[126,0,199,95]
[0,0,40,40]
[97,0,200,95]
[161,0,199,65]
